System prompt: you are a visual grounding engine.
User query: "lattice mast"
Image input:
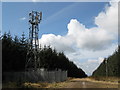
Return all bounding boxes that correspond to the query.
[25,11,42,71]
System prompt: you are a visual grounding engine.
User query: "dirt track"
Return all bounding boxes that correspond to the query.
[21,78,119,88]
[59,78,119,88]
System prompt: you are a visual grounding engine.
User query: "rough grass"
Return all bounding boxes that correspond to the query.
[23,82,49,88]
[22,81,68,88]
[88,76,119,83]
[2,82,21,88]
[23,78,73,88]
[2,78,72,88]
[3,82,50,88]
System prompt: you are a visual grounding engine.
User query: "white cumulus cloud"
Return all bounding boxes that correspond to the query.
[39,34,75,53]
[67,19,115,51]
[95,1,118,36]
[77,57,104,75]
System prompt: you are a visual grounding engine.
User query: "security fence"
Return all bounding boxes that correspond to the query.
[3,69,67,83]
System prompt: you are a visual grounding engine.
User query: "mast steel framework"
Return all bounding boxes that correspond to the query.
[25,11,42,71]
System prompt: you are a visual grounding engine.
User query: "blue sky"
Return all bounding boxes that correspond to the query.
[2,2,108,37]
[2,1,118,75]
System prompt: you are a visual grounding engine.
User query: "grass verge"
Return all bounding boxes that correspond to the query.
[88,76,119,83]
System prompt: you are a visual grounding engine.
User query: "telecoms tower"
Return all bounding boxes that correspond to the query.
[25,11,42,71]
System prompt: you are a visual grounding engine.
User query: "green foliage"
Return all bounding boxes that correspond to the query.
[92,46,120,77]
[2,32,28,72]
[2,32,87,78]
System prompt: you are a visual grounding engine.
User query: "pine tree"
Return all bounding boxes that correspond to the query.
[20,32,27,47]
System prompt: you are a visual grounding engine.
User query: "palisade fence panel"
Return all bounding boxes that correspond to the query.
[3,69,67,83]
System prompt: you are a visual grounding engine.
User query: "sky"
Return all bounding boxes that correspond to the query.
[1,0,118,75]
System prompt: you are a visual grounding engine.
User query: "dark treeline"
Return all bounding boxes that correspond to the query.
[2,32,28,72]
[92,46,120,77]
[2,32,87,78]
